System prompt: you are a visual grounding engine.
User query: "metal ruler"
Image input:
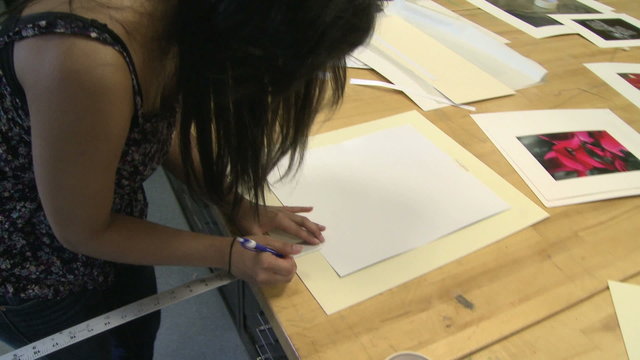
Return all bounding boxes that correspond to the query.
[0,271,235,360]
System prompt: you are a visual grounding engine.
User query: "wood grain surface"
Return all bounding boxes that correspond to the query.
[256,1,640,359]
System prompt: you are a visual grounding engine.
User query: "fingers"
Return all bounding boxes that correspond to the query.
[285,216,325,245]
[236,204,326,245]
[281,206,314,214]
[255,235,304,257]
[272,208,326,244]
[282,206,328,232]
[231,236,300,286]
[255,254,298,284]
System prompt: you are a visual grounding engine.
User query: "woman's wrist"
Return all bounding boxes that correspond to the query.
[226,237,236,274]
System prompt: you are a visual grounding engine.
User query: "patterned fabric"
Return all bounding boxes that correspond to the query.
[0,12,177,300]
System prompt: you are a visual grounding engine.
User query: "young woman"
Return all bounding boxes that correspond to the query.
[0,0,382,358]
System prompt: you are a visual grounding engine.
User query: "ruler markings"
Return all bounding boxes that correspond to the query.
[1,271,234,360]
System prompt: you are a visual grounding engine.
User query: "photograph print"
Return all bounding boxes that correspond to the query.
[467,0,615,38]
[619,73,640,90]
[549,13,640,47]
[575,18,640,41]
[518,130,640,181]
[485,0,601,28]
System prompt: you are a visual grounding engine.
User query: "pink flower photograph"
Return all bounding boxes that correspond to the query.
[517,130,640,180]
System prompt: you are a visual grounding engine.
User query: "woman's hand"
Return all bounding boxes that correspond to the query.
[228,235,304,285]
[233,200,326,245]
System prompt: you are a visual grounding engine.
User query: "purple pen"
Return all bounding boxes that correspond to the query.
[236,237,285,258]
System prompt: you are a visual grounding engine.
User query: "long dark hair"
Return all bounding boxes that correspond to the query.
[174,0,382,218]
[3,0,383,220]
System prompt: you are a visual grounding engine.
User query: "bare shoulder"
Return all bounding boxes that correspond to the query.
[17,0,178,113]
[15,34,134,117]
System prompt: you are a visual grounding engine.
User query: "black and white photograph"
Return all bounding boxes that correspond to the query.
[467,0,613,37]
[550,13,640,47]
[575,17,640,40]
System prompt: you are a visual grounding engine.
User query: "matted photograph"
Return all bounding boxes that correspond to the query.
[550,13,640,47]
[585,62,640,108]
[620,73,640,90]
[467,0,613,38]
[472,109,640,207]
[517,130,640,181]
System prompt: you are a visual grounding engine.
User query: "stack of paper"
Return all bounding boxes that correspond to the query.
[349,0,548,111]
[353,14,514,111]
[388,0,547,90]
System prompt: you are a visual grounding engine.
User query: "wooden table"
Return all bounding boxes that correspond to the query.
[255,1,640,359]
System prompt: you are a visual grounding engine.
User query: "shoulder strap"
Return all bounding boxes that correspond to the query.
[0,12,145,123]
[0,12,25,102]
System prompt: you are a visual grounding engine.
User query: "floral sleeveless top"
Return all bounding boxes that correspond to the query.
[0,12,177,300]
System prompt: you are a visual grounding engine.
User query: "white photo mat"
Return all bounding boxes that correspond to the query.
[585,62,640,108]
[608,281,640,360]
[472,109,640,207]
[466,0,613,39]
[549,13,640,48]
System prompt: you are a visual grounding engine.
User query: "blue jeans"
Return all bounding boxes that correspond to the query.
[0,264,160,360]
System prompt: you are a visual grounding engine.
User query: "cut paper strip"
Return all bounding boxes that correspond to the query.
[350,78,411,90]
[608,281,640,360]
[352,45,450,111]
[267,111,548,314]
[349,78,476,111]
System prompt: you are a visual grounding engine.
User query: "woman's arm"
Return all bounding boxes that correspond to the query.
[15,34,300,284]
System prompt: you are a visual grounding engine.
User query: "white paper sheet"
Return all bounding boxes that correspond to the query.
[269,125,509,276]
[472,109,640,207]
[585,62,640,108]
[407,0,511,43]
